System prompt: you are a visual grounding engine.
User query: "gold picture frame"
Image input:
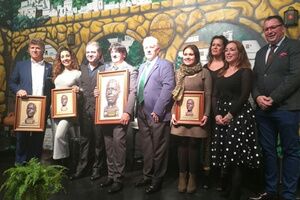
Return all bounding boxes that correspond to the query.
[95,70,129,124]
[51,88,77,119]
[175,91,204,125]
[14,96,46,132]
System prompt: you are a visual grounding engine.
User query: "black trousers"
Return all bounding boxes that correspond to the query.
[75,110,106,175]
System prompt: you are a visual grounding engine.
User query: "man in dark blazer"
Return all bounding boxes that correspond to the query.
[69,41,106,181]
[135,36,175,193]
[251,15,300,200]
[9,38,54,164]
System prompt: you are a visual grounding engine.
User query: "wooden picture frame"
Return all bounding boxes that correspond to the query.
[14,96,46,132]
[51,88,77,119]
[95,70,129,124]
[175,91,205,125]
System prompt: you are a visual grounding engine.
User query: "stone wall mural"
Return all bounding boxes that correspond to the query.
[0,0,299,116]
[0,29,12,118]
[176,22,266,69]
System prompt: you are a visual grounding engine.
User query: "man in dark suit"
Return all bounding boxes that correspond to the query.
[251,15,300,200]
[135,36,175,193]
[69,41,106,181]
[9,38,54,164]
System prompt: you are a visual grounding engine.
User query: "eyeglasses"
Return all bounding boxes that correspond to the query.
[264,24,283,32]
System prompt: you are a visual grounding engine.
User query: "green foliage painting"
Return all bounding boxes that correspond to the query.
[73,0,92,9]
[128,40,144,68]
[50,0,92,9]
[49,0,64,8]
[0,0,21,28]
[104,0,120,4]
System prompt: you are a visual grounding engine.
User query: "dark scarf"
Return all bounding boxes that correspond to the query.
[172,63,202,101]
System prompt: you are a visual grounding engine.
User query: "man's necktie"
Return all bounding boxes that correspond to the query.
[266,45,276,66]
[137,62,151,104]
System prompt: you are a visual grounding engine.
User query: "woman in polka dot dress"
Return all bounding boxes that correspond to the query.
[211,41,261,200]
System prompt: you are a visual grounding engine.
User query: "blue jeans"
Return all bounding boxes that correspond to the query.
[256,109,300,200]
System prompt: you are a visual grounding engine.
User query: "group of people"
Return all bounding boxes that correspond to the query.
[8,15,300,200]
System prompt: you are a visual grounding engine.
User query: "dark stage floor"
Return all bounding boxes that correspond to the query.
[0,149,273,200]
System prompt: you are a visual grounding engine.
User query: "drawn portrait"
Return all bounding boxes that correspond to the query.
[180,97,199,120]
[24,102,37,124]
[60,94,69,112]
[14,96,46,132]
[175,91,204,125]
[95,70,129,124]
[104,79,121,118]
[185,98,195,117]
[51,88,77,118]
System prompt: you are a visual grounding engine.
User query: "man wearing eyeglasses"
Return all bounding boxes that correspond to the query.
[251,15,300,200]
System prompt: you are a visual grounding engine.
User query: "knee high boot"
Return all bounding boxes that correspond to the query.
[178,172,187,193]
[187,173,197,193]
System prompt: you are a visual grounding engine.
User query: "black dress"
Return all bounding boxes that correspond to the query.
[201,64,223,167]
[211,68,260,169]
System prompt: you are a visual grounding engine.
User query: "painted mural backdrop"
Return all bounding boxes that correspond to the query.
[0,0,299,117]
[96,33,144,68]
[176,23,266,68]
[0,0,164,30]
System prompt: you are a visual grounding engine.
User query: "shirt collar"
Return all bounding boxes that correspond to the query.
[269,36,285,48]
[31,58,44,65]
[146,56,158,68]
[88,63,99,71]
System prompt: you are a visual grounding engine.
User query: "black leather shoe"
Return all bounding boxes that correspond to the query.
[145,184,161,194]
[100,178,114,188]
[202,179,209,190]
[108,182,123,193]
[135,178,151,187]
[69,173,84,181]
[90,173,101,181]
[248,192,276,200]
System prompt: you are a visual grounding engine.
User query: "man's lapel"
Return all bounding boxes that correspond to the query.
[144,58,159,86]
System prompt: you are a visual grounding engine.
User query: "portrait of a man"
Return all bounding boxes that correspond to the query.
[25,102,37,124]
[185,98,195,116]
[104,79,120,117]
[60,94,68,112]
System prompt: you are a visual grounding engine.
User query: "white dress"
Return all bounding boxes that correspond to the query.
[53,68,81,160]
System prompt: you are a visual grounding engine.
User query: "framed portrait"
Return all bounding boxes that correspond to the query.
[175,91,205,125]
[51,88,77,118]
[95,70,129,124]
[14,96,46,132]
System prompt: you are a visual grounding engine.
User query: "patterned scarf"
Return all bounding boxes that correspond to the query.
[172,63,202,101]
